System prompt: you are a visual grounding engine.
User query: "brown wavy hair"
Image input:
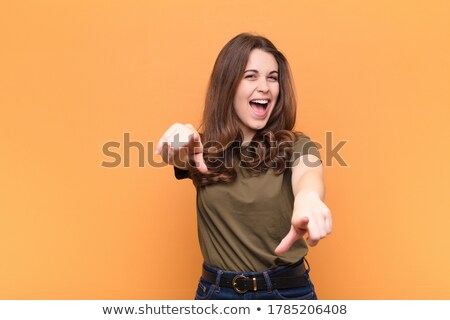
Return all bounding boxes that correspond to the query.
[191,33,301,186]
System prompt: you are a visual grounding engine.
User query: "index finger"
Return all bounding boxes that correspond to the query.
[274,217,309,255]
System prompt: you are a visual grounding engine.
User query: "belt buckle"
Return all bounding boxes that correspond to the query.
[232,275,248,294]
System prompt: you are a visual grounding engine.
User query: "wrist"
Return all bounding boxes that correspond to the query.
[296,190,320,198]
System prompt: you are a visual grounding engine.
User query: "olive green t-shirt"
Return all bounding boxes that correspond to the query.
[175,134,321,272]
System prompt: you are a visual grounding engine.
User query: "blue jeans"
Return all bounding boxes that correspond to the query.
[195,260,318,300]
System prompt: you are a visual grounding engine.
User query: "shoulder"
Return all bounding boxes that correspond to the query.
[292,132,318,151]
[293,132,311,145]
[291,132,322,164]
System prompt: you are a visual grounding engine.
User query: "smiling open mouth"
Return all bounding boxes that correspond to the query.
[249,99,269,115]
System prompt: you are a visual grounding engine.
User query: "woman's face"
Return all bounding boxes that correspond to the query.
[233,49,279,143]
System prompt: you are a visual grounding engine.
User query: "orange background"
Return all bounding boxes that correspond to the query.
[1,0,449,299]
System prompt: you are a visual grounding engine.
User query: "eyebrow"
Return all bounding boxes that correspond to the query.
[244,69,279,74]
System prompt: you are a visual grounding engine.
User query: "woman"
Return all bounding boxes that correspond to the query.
[155,33,332,299]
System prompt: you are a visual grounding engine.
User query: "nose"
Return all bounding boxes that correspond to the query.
[257,78,269,93]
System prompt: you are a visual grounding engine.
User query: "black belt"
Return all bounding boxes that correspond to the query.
[201,260,309,294]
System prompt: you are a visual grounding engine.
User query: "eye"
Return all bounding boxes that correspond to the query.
[268,75,278,81]
[245,74,257,79]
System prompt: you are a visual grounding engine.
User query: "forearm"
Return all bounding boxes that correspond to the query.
[284,159,331,251]
[293,170,325,201]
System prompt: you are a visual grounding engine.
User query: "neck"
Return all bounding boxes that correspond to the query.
[239,128,256,145]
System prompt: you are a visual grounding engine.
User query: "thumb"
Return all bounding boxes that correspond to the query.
[193,153,208,174]
[274,217,309,255]
[189,134,208,174]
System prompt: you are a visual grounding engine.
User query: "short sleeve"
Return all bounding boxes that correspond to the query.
[291,134,322,167]
[173,166,190,180]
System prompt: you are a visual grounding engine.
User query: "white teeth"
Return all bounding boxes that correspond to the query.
[251,99,269,104]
